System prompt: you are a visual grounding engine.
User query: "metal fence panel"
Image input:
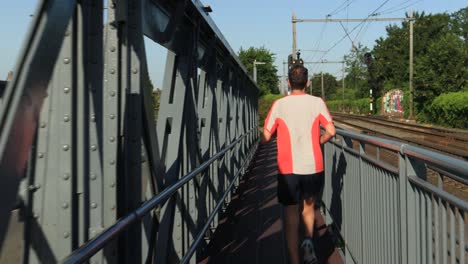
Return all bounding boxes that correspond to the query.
[324,128,468,264]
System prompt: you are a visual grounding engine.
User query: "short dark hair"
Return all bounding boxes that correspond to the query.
[288,65,308,90]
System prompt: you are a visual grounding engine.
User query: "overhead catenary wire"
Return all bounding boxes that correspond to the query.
[327,0,355,17]
[303,23,328,63]
[315,0,391,63]
[378,0,422,15]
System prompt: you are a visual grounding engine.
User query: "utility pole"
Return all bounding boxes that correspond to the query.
[342,61,345,110]
[321,72,325,99]
[292,12,297,59]
[283,60,287,94]
[409,11,414,119]
[292,15,415,117]
[253,59,266,83]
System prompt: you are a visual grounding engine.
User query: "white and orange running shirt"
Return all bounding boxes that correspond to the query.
[264,94,333,175]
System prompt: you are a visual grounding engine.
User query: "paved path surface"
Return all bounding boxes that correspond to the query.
[200,140,344,264]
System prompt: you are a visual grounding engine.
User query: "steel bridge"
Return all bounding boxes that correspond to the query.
[0,1,467,263]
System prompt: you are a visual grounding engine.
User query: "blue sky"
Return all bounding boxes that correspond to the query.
[1,1,466,89]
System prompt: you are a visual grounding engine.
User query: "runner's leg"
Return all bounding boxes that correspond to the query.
[284,205,300,264]
[302,197,315,238]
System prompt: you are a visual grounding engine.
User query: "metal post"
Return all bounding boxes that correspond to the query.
[292,12,297,59]
[342,61,345,111]
[253,60,265,84]
[321,72,325,99]
[283,60,286,94]
[409,11,414,120]
[310,75,314,95]
[253,59,257,83]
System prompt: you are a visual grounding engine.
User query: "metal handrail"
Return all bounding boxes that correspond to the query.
[62,129,256,264]
[334,127,468,181]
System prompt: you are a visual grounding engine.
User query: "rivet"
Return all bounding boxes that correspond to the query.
[91,202,97,209]
[190,195,193,199]
[110,46,116,52]
[177,223,181,227]
[38,152,44,158]
[110,69,115,74]
[109,137,115,142]
[63,173,70,180]
[177,237,181,241]
[110,182,115,188]
[64,58,70,64]
[111,205,116,210]
[109,160,115,165]
[63,115,70,122]
[91,145,97,151]
[190,209,194,213]
[63,145,70,151]
[132,68,138,74]
[33,213,39,219]
[91,115,96,122]
[64,87,70,93]
[63,232,70,238]
[110,114,115,119]
[64,30,70,36]
[40,122,46,128]
[110,91,116,97]
[62,202,69,209]
[90,173,97,180]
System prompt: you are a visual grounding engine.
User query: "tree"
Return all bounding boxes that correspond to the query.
[238,46,279,95]
[152,88,162,121]
[344,43,370,99]
[414,33,467,113]
[450,7,467,40]
[371,12,453,91]
[310,72,338,100]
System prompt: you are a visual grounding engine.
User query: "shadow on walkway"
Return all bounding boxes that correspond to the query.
[200,140,344,264]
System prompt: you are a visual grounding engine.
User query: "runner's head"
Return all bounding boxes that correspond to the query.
[288,65,308,90]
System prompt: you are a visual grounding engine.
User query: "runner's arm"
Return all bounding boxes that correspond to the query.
[261,129,272,143]
[320,123,336,144]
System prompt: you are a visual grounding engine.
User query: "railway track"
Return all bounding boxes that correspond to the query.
[331,112,468,159]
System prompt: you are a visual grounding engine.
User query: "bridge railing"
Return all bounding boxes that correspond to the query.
[323,127,468,264]
[0,0,259,263]
[62,131,257,263]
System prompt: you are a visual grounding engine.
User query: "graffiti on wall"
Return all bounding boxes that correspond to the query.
[382,89,404,115]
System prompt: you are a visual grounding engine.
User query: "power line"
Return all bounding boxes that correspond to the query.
[304,23,328,63]
[379,0,422,15]
[315,0,392,62]
[328,0,355,17]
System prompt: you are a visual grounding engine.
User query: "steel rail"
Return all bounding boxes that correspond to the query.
[334,128,468,181]
[332,112,468,140]
[334,116,468,158]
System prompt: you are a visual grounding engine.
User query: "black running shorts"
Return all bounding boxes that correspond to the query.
[277,172,324,205]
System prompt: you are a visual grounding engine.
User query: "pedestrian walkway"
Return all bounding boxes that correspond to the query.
[200,140,344,264]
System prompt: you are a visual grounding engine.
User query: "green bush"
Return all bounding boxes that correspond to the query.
[326,98,372,114]
[426,91,468,128]
[258,93,284,126]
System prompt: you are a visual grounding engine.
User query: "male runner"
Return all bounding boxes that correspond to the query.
[262,64,336,264]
